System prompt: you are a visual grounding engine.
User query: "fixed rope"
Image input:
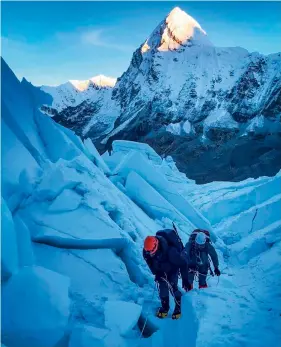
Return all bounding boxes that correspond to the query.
[189,268,220,287]
[138,282,157,342]
[160,275,181,306]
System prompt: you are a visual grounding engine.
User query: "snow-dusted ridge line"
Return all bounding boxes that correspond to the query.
[70,75,117,91]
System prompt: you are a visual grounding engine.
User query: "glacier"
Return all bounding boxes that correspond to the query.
[1,56,281,347]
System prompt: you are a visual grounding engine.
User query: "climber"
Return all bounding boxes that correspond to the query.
[143,229,187,319]
[182,229,220,291]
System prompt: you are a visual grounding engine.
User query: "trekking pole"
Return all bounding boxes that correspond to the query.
[138,282,157,343]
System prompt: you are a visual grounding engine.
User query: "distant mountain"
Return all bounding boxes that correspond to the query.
[40,75,116,112]
[40,7,281,183]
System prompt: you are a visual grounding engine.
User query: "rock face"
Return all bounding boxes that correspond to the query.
[42,7,281,183]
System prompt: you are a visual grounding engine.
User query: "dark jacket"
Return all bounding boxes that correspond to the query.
[143,236,186,277]
[184,241,219,269]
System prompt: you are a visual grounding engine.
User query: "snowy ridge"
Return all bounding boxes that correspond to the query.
[70,75,117,91]
[41,74,116,112]
[2,56,280,347]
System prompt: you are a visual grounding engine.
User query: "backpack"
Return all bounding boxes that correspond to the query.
[156,228,184,252]
[189,229,211,243]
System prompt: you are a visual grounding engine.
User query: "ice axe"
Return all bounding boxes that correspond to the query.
[172,222,184,250]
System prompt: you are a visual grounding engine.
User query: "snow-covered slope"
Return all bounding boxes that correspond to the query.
[41,74,116,112]
[1,57,280,347]
[48,7,281,183]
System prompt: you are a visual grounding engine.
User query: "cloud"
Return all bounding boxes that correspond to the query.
[80,29,104,45]
[56,27,135,53]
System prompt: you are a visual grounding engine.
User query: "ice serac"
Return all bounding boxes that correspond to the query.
[2,58,159,347]
[108,142,215,239]
[2,57,280,347]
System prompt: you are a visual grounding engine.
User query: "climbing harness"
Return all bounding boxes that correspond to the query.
[189,268,212,282]
[189,268,220,287]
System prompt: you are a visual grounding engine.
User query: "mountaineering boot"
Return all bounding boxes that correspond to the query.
[156,297,169,318]
[172,296,181,320]
[199,284,208,289]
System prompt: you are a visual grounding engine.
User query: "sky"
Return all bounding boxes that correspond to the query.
[2,1,281,86]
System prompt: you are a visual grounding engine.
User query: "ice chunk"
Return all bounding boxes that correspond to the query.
[49,189,82,212]
[125,171,195,240]
[34,162,80,201]
[231,221,281,264]
[84,138,111,175]
[56,122,86,153]
[69,325,108,347]
[112,140,162,165]
[35,111,81,163]
[1,266,70,347]
[115,151,213,237]
[14,215,34,267]
[102,150,125,171]
[1,198,18,281]
[217,194,281,244]
[1,119,40,200]
[200,175,281,225]
[2,59,47,162]
[104,300,142,336]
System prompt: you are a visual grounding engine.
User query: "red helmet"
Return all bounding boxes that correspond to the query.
[144,236,159,255]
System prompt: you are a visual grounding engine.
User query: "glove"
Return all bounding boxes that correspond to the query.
[214,267,221,276]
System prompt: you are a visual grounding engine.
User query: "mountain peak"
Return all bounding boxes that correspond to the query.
[69,75,116,91]
[90,75,117,88]
[144,7,212,52]
[166,7,205,36]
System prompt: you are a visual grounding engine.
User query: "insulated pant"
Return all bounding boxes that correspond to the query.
[157,272,181,302]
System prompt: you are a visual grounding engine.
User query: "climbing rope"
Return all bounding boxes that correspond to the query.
[160,275,181,306]
[189,268,212,280]
[189,268,221,287]
[138,282,157,342]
